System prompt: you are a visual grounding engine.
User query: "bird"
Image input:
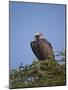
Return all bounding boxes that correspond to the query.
[30,32,55,61]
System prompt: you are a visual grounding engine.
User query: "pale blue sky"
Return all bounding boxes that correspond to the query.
[9,2,66,69]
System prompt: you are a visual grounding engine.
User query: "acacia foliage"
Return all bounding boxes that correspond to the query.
[10,59,66,89]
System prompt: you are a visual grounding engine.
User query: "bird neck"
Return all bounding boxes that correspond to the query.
[36,37,38,41]
[36,37,40,42]
[34,36,39,42]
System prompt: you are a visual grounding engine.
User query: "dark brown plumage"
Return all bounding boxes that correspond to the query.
[30,32,55,60]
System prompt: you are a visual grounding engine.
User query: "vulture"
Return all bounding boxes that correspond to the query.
[30,32,55,60]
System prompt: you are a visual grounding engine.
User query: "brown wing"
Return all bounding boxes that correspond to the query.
[42,38,53,49]
[30,41,45,60]
[38,38,54,60]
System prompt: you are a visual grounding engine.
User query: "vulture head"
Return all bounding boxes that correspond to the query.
[34,32,43,41]
[30,32,55,61]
